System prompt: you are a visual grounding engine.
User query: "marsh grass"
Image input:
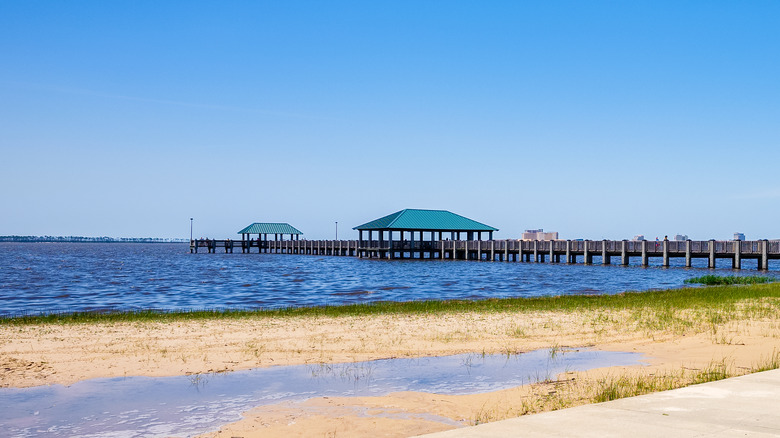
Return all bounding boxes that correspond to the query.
[4,282,780,326]
[685,275,775,285]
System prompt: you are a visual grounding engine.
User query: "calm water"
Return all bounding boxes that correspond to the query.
[0,348,643,437]
[0,242,776,317]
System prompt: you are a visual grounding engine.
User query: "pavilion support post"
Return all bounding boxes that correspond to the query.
[387,230,393,259]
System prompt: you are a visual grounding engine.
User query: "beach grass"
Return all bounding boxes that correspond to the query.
[684,274,776,286]
[472,350,780,424]
[3,282,780,326]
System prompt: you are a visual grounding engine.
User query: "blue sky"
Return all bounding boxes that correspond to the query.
[1,1,779,240]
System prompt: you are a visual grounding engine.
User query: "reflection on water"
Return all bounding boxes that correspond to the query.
[0,348,643,437]
[1,243,776,317]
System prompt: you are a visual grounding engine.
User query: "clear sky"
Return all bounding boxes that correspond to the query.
[2,1,779,240]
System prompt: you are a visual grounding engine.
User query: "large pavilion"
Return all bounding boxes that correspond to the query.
[353,209,498,258]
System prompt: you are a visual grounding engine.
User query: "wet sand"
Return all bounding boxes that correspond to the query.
[2,309,779,437]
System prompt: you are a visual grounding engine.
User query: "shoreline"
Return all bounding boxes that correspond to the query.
[3,283,780,436]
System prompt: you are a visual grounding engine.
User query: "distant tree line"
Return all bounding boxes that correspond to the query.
[0,236,188,243]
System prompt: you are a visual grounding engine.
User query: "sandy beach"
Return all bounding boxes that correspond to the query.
[3,299,780,437]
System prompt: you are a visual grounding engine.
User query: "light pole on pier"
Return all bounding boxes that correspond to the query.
[190,218,193,242]
[335,221,338,240]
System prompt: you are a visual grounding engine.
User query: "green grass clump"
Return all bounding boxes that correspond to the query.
[684,275,775,286]
[593,352,780,404]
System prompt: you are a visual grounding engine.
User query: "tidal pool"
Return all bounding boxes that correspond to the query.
[0,348,644,437]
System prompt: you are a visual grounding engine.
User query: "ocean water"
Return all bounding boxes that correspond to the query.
[0,242,776,317]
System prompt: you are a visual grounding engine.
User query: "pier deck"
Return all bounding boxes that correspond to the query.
[191,239,780,270]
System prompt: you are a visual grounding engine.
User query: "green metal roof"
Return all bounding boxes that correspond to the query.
[238,223,303,235]
[353,209,498,231]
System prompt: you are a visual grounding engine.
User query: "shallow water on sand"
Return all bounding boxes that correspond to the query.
[0,242,776,316]
[0,348,643,437]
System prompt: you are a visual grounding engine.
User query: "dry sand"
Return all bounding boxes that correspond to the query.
[2,309,780,437]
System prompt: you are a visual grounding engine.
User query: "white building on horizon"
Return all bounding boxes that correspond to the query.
[522,229,559,241]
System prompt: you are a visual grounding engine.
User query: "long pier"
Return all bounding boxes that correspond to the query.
[191,239,780,270]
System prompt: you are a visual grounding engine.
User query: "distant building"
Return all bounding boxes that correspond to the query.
[522,229,559,241]
[734,232,746,241]
[632,235,646,241]
[674,234,689,241]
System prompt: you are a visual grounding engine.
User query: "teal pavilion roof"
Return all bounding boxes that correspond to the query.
[238,223,303,235]
[353,209,498,232]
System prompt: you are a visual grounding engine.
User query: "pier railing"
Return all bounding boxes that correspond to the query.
[191,238,780,270]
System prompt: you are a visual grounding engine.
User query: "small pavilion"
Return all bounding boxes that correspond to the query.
[353,209,498,255]
[238,223,303,243]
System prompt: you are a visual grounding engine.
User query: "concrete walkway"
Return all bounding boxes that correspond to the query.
[421,369,780,437]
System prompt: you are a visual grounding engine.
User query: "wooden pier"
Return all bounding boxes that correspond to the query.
[190,238,780,270]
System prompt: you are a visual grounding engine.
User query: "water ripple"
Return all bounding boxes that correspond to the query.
[0,242,777,317]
